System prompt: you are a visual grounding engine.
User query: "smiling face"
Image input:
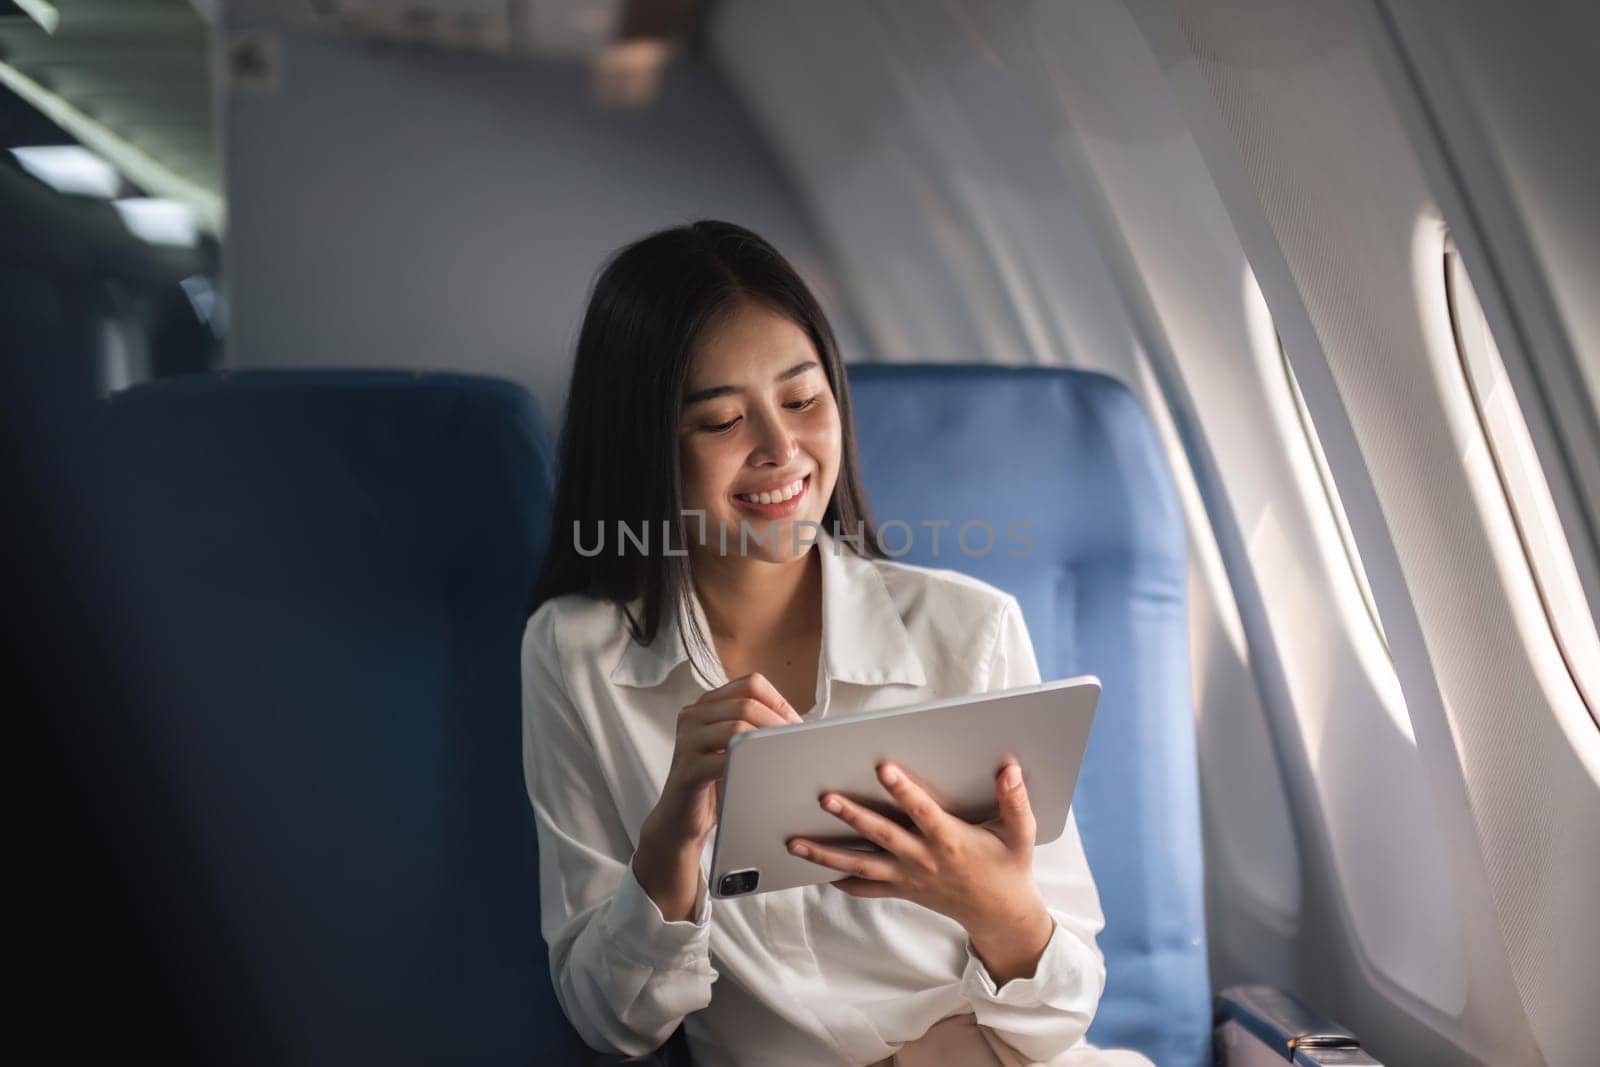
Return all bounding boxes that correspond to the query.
[678,299,841,564]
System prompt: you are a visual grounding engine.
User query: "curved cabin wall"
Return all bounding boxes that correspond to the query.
[217,5,865,424]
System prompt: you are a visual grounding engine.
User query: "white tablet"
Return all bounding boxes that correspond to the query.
[708,675,1100,898]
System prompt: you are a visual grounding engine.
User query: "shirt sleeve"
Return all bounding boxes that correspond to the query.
[521,602,717,1057]
[958,595,1108,1061]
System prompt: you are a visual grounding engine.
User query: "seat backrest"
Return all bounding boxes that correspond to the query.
[847,364,1210,1067]
[99,370,579,1064]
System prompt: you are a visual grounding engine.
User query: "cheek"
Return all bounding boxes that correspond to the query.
[810,410,843,480]
[677,445,708,507]
[678,439,735,507]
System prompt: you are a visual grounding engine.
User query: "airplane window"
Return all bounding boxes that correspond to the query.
[1277,333,1391,655]
[1444,244,1600,724]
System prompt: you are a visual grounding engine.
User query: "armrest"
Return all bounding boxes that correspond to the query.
[1288,1052,1385,1066]
[1215,985,1383,1066]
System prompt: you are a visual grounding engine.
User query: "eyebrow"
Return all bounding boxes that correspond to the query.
[682,360,820,406]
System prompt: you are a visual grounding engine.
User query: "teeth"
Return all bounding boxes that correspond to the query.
[737,476,805,505]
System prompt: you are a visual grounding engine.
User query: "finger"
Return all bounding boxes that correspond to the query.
[993,758,1036,851]
[876,761,955,844]
[683,696,791,731]
[674,750,726,789]
[703,672,803,724]
[739,672,805,724]
[785,837,900,883]
[681,697,791,731]
[818,792,930,868]
[827,877,897,898]
[693,719,756,753]
[732,696,796,730]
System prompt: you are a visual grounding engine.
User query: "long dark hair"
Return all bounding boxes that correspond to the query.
[526,220,882,675]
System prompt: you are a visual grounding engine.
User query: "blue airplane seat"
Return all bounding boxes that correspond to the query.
[97,370,584,1064]
[847,364,1210,1067]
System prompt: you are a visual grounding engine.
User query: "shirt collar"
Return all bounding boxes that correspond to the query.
[607,528,927,692]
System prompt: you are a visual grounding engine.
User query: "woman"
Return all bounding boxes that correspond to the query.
[522,220,1150,1066]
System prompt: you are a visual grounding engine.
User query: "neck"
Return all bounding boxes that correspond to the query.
[689,543,822,646]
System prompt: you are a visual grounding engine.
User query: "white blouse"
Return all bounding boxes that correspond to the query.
[520,529,1112,1067]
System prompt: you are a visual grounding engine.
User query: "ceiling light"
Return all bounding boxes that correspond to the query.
[113,197,200,248]
[11,145,122,198]
[15,1,59,35]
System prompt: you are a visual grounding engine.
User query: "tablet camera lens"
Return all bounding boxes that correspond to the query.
[719,869,759,896]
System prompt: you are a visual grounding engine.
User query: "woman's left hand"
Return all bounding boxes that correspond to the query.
[786,758,1057,984]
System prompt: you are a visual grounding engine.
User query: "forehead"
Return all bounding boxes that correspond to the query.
[686,301,819,386]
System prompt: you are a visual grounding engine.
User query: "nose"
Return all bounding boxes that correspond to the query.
[746,401,799,467]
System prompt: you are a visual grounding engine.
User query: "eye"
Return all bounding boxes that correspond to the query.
[698,394,817,434]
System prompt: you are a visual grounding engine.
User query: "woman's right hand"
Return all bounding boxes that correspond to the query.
[633,672,802,920]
